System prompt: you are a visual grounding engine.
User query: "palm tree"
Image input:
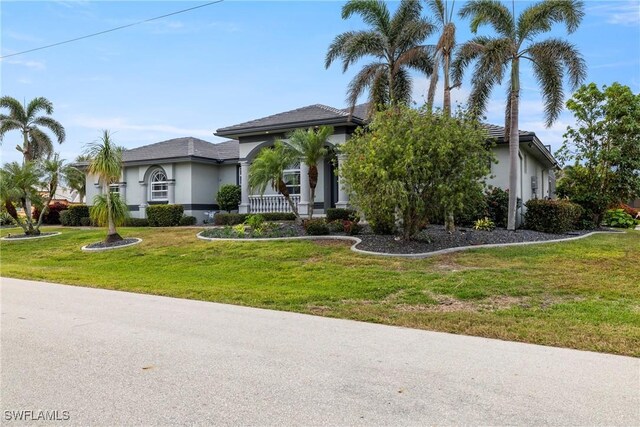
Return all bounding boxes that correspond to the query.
[325,0,435,114]
[285,126,333,219]
[0,96,66,162]
[85,130,125,243]
[249,141,300,219]
[64,154,91,203]
[452,0,586,230]
[0,161,43,235]
[424,0,458,116]
[35,154,66,230]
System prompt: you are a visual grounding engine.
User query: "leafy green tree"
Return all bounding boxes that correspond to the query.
[85,130,125,243]
[285,126,333,219]
[0,96,66,162]
[556,82,640,226]
[0,161,43,235]
[35,154,66,230]
[249,141,300,219]
[217,184,242,212]
[452,0,586,230]
[340,105,493,239]
[325,0,434,113]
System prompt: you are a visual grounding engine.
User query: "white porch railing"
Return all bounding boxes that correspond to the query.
[249,194,300,213]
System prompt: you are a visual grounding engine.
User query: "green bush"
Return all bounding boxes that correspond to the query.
[326,208,358,222]
[147,204,184,227]
[66,205,90,226]
[261,212,297,221]
[179,216,197,226]
[246,214,265,229]
[602,209,635,228]
[217,184,242,212]
[214,213,248,225]
[486,187,509,228]
[474,217,495,231]
[0,211,15,226]
[33,202,67,225]
[80,217,92,227]
[524,199,584,234]
[369,209,396,235]
[59,210,71,226]
[343,220,361,235]
[304,219,330,236]
[124,217,150,227]
[327,220,344,233]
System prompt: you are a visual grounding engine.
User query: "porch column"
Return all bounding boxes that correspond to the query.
[239,160,250,214]
[168,180,176,204]
[336,154,349,209]
[139,182,148,218]
[298,161,310,216]
[118,182,127,204]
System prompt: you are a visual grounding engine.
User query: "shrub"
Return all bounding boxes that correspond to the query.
[33,202,67,225]
[304,219,330,236]
[474,217,495,231]
[59,210,71,226]
[214,213,248,225]
[179,216,197,226]
[0,211,15,226]
[261,212,296,221]
[125,217,150,227]
[602,209,636,228]
[486,187,509,228]
[326,208,357,222]
[246,214,265,229]
[343,220,361,235]
[524,199,584,234]
[369,210,396,235]
[66,205,90,226]
[618,203,639,219]
[217,184,242,212]
[80,217,92,227]
[147,204,184,227]
[327,220,345,233]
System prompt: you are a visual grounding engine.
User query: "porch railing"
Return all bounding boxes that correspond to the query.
[249,194,300,213]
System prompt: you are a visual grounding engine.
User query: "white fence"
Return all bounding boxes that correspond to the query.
[249,194,300,213]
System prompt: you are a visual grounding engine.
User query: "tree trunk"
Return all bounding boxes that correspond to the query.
[388,63,395,105]
[426,56,440,113]
[277,179,300,220]
[308,165,318,220]
[507,57,520,231]
[445,211,455,232]
[443,52,451,117]
[104,185,122,243]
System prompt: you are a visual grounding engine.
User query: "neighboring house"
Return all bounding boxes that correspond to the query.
[83,103,558,225]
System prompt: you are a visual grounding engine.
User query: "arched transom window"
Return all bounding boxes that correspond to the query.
[149,169,168,201]
[283,161,300,195]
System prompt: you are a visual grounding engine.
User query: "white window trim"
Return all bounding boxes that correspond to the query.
[149,169,169,201]
[283,162,300,195]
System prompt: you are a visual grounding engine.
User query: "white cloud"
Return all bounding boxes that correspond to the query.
[2,58,46,70]
[5,31,43,43]
[70,116,213,138]
[588,1,640,26]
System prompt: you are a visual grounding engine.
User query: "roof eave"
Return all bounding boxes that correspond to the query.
[215,117,365,138]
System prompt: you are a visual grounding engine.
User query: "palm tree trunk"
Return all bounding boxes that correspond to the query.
[104,186,122,243]
[507,58,520,231]
[308,165,318,220]
[277,179,300,220]
[426,56,440,113]
[443,52,451,117]
[388,63,395,105]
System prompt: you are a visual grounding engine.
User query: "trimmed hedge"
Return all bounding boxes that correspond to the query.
[326,208,358,222]
[214,213,248,225]
[179,215,197,226]
[261,212,296,221]
[33,202,67,225]
[524,199,583,234]
[124,217,150,227]
[61,205,90,226]
[80,217,93,227]
[304,219,330,236]
[217,184,242,212]
[147,204,184,227]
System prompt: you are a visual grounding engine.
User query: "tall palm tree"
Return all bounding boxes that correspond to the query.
[0,161,43,235]
[325,0,435,114]
[249,141,300,219]
[424,0,457,116]
[35,154,66,230]
[85,130,125,243]
[0,96,66,162]
[452,0,586,230]
[285,126,333,219]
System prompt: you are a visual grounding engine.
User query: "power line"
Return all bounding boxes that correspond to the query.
[0,1,224,59]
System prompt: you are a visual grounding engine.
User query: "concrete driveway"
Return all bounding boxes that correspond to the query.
[1,277,638,426]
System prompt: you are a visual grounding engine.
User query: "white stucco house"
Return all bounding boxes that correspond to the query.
[83,103,558,224]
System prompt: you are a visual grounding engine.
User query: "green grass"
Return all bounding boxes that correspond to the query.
[1,226,639,356]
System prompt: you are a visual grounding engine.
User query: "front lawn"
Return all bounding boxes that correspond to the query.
[1,226,638,356]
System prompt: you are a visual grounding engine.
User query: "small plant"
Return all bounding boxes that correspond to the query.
[304,219,330,236]
[603,209,636,228]
[0,211,15,226]
[246,214,265,230]
[232,223,247,236]
[179,216,197,226]
[327,220,344,233]
[474,217,495,231]
[217,184,242,212]
[343,220,361,235]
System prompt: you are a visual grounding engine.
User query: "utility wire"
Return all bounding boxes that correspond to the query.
[0,1,224,59]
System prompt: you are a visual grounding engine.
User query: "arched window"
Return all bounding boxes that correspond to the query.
[149,169,168,201]
[283,161,300,195]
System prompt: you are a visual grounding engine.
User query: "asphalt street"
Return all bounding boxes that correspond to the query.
[1,277,638,425]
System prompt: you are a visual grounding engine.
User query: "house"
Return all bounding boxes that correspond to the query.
[84,103,558,224]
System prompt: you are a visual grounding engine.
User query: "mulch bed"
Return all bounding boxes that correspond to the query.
[84,238,140,249]
[2,232,59,239]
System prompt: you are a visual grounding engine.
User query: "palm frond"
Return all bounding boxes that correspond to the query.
[459,0,515,39]
[0,117,23,142]
[340,31,386,72]
[390,0,423,43]
[395,45,433,75]
[27,128,54,160]
[91,193,129,227]
[25,97,54,119]
[517,0,584,41]
[451,36,490,85]
[248,141,294,195]
[393,68,413,105]
[426,0,446,24]
[85,130,124,185]
[342,0,391,34]
[346,62,387,111]
[395,18,436,54]
[31,116,66,144]
[0,96,27,124]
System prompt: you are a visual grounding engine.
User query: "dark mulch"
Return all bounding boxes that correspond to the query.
[3,232,59,239]
[355,225,603,254]
[84,238,139,249]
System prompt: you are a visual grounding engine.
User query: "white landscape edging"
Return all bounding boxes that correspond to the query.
[81,238,142,252]
[1,232,62,241]
[196,230,617,259]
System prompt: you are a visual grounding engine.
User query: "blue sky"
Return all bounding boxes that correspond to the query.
[1,0,639,165]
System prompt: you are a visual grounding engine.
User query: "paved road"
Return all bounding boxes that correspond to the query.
[1,277,638,426]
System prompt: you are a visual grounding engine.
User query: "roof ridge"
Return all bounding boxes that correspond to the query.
[315,104,349,117]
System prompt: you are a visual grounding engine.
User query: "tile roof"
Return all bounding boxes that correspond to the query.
[482,123,534,140]
[121,137,238,163]
[216,103,369,135]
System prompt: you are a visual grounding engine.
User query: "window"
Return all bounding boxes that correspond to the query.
[150,169,168,200]
[283,162,300,195]
[109,184,119,194]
